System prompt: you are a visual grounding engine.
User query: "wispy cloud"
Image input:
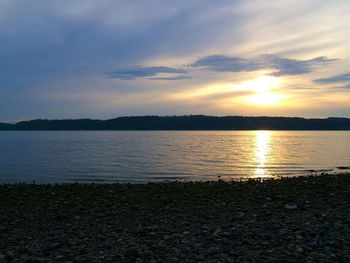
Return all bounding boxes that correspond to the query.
[191,55,260,72]
[106,66,189,80]
[191,54,336,76]
[313,73,350,84]
[150,75,192,81]
[331,84,350,89]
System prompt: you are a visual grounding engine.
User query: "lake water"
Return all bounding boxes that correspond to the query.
[0,131,350,183]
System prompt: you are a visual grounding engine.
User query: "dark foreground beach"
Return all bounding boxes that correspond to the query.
[1,174,350,263]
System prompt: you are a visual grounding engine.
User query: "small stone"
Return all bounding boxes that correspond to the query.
[183,231,190,235]
[24,258,50,263]
[149,232,157,237]
[197,254,205,261]
[238,212,245,217]
[278,229,288,236]
[221,232,230,237]
[285,204,298,210]
[334,222,343,228]
[207,246,220,255]
[124,247,140,259]
[49,242,60,250]
[111,252,122,261]
[310,241,317,247]
[55,255,65,260]
[201,230,209,235]
[163,235,172,240]
[296,247,304,253]
[77,232,86,239]
[296,235,303,240]
[5,252,14,262]
[69,225,78,231]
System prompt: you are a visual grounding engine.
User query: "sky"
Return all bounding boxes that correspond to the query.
[1,0,350,121]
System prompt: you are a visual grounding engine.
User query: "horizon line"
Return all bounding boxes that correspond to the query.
[1,115,350,124]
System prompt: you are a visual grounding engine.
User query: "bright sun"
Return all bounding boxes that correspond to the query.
[238,75,285,106]
[246,93,285,106]
[239,75,280,92]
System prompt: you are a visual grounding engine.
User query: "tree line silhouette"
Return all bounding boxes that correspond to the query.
[1,115,350,130]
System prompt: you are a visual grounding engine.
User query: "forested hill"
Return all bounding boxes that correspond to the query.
[1,116,350,130]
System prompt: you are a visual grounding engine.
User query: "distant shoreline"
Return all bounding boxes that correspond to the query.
[1,115,350,130]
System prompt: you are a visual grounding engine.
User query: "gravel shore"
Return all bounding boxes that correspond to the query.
[1,173,350,262]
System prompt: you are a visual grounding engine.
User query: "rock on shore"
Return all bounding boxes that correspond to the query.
[0,173,350,262]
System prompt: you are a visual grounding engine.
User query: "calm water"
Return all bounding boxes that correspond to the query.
[0,131,350,183]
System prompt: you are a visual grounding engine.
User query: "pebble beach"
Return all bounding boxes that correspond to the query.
[1,173,350,262]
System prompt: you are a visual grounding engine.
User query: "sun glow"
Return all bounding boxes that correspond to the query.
[179,83,233,98]
[239,75,280,92]
[170,75,287,108]
[246,93,285,106]
[238,75,285,106]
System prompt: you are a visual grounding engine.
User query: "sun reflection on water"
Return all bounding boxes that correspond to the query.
[254,131,270,178]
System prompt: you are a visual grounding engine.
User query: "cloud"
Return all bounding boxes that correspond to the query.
[191,55,260,72]
[332,84,350,89]
[150,75,192,80]
[106,53,335,81]
[313,73,350,84]
[264,55,336,76]
[191,54,336,76]
[106,66,189,80]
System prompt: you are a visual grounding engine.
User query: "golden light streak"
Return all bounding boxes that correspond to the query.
[253,130,270,178]
[174,83,234,99]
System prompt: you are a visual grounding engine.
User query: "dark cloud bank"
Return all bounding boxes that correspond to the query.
[313,73,350,84]
[108,54,336,80]
[191,54,335,76]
